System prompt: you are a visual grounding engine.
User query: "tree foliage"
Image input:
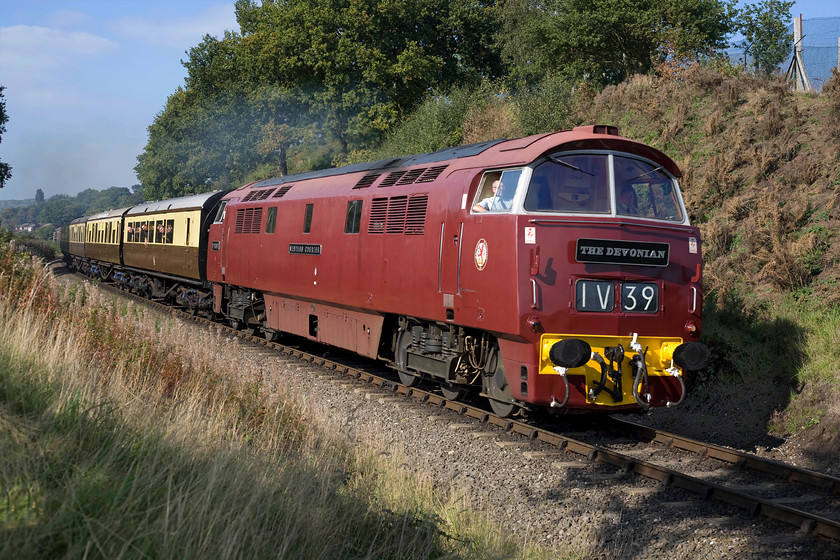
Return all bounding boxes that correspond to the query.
[0,86,12,188]
[498,0,736,87]
[0,187,143,238]
[135,0,759,199]
[136,0,503,199]
[736,0,793,77]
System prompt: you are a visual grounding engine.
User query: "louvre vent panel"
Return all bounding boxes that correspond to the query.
[405,195,428,235]
[385,196,408,234]
[368,198,388,234]
[234,207,263,234]
[367,195,428,235]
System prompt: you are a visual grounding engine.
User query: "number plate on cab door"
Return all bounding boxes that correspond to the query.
[575,280,659,313]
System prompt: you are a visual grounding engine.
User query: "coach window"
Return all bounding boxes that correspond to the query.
[165,219,174,243]
[266,207,277,234]
[154,220,163,243]
[303,203,314,234]
[345,200,362,233]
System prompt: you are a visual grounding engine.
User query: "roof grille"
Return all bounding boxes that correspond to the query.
[272,185,293,198]
[396,168,425,185]
[416,165,447,183]
[353,174,380,189]
[242,188,275,202]
[378,171,407,188]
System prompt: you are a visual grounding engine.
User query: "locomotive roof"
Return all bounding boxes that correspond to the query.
[239,126,680,193]
[247,138,508,189]
[126,190,228,215]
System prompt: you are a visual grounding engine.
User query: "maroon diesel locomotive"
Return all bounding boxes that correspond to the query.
[63,125,710,417]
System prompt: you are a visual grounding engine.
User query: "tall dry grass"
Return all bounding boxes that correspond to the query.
[0,244,558,560]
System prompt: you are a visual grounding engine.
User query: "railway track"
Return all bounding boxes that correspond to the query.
[91,275,840,543]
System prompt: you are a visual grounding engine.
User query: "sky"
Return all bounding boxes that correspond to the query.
[0,0,838,202]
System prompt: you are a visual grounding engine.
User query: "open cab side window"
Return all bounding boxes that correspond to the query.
[471,169,522,213]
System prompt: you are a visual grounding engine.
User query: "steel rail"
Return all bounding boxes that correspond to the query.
[603,417,840,495]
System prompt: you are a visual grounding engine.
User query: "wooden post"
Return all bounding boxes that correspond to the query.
[786,15,813,92]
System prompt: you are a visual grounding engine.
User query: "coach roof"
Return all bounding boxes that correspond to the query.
[126,190,228,216]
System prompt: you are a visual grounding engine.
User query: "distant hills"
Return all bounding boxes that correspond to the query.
[0,199,35,209]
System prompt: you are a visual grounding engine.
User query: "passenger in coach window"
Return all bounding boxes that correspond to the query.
[617,186,639,215]
[140,224,148,242]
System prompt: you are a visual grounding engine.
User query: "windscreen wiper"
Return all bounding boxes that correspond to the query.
[629,165,663,181]
[549,156,594,176]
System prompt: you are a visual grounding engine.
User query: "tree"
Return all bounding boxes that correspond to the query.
[0,86,11,188]
[736,0,793,77]
[233,0,502,158]
[35,188,44,202]
[138,0,506,198]
[498,0,736,87]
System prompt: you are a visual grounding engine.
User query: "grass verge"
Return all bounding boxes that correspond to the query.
[0,244,561,559]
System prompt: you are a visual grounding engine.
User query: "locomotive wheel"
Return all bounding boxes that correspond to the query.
[483,347,519,418]
[398,370,420,387]
[439,382,466,401]
[395,329,420,387]
[488,396,517,418]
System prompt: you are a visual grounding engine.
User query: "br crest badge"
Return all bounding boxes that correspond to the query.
[474,238,488,271]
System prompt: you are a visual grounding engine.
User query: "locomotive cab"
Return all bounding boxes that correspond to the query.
[464,139,710,414]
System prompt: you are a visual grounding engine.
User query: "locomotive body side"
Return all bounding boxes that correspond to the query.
[207,125,709,415]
